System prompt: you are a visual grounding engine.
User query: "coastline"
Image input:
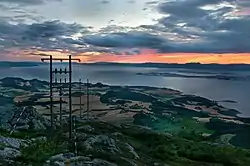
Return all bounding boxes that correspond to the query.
[1,77,249,149]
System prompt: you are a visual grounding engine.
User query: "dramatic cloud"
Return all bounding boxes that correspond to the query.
[0,20,91,53]
[152,0,250,53]
[78,0,250,53]
[1,0,250,62]
[84,32,166,48]
[0,0,60,6]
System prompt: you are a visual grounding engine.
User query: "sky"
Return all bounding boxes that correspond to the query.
[0,0,250,63]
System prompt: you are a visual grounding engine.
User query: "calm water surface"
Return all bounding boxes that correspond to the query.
[0,64,249,117]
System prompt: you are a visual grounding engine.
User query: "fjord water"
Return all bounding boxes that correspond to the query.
[0,64,249,117]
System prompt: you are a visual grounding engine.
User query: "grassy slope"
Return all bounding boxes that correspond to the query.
[12,121,250,166]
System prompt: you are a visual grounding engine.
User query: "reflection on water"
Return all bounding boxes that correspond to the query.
[0,64,249,117]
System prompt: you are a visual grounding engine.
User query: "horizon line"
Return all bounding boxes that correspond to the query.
[1,61,250,65]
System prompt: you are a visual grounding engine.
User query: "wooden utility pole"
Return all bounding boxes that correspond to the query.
[41,55,80,140]
[69,55,72,139]
[49,56,53,130]
[59,78,62,126]
[79,79,82,118]
[86,79,89,120]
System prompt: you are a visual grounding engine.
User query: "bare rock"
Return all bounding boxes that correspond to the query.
[48,153,75,163]
[49,154,65,162]
[16,125,29,130]
[47,155,116,166]
[0,136,25,149]
[0,147,21,159]
[53,161,64,166]
[76,133,87,141]
[77,125,94,133]
[84,135,119,154]
[111,132,123,137]
[69,158,117,166]
[126,143,139,159]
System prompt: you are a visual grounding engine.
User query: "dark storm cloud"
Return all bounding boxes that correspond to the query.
[83,32,166,48]
[151,0,250,53]
[22,20,85,40]
[0,20,90,52]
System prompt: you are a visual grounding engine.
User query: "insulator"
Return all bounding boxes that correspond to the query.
[55,68,57,74]
[64,68,67,74]
[60,68,62,74]
[65,78,67,83]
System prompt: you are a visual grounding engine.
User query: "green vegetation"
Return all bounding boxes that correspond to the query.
[121,124,250,166]
[100,90,157,104]
[18,136,67,165]
[134,113,213,136]
[0,128,47,139]
[1,121,250,166]
[0,96,13,106]
[74,121,250,166]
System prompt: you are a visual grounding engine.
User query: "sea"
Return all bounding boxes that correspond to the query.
[0,64,249,117]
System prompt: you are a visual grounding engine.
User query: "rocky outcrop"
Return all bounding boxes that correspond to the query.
[77,125,94,133]
[46,154,117,166]
[76,133,87,141]
[126,143,139,159]
[0,147,21,159]
[83,135,119,154]
[8,106,50,132]
[77,158,117,166]
[0,136,26,149]
[0,136,26,162]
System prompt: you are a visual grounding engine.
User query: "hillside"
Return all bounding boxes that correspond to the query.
[0,77,250,165]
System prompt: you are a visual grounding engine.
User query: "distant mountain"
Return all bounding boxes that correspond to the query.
[83,62,250,71]
[2,61,250,71]
[0,61,42,68]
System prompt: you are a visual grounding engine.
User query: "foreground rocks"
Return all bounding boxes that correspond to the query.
[46,154,117,166]
[0,136,26,162]
[0,148,21,159]
[0,136,25,149]
[83,135,119,154]
[7,106,50,132]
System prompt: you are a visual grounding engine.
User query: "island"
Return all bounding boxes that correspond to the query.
[136,72,250,81]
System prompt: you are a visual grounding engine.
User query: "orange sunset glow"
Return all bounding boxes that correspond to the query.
[76,53,250,64]
[4,49,250,64]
